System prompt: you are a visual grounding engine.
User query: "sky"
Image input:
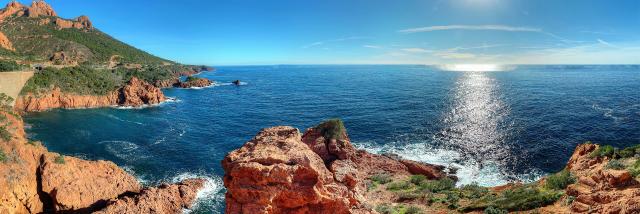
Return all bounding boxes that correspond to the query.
[7,0,640,65]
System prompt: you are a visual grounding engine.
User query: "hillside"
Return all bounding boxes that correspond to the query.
[0,1,212,97]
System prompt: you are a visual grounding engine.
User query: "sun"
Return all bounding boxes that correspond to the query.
[439,64,506,72]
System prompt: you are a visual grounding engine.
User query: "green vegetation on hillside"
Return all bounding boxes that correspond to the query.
[21,66,124,95]
[0,60,28,72]
[0,16,168,65]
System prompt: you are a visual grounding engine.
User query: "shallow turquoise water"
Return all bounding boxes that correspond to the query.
[24,65,640,212]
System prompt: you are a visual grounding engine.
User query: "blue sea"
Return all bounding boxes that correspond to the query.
[23,65,640,213]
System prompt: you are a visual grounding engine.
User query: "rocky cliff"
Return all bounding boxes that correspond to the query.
[15,77,165,112]
[0,108,204,213]
[223,120,640,214]
[222,120,455,213]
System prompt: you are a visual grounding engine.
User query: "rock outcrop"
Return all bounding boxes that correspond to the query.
[39,154,141,211]
[0,31,14,50]
[222,121,454,213]
[0,1,26,21]
[0,108,205,214]
[178,77,214,88]
[26,1,56,18]
[54,16,93,30]
[154,78,181,88]
[15,77,166,112]
[95,179,205,214]
[564,143,640,213]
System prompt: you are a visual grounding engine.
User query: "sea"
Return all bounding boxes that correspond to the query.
[23,65,640,213]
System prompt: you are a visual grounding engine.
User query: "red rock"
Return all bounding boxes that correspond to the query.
[222,126,357,214]
[95,179,205,214]
[39,153,141,211]
[0,31,13,51]
[118,77,166,106]
[177,77,214,88]
[26,1,57,18]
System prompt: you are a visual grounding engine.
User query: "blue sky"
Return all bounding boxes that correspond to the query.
[8,0,640,65]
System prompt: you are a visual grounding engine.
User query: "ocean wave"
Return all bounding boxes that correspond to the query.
[168,173,225,214]
[112,97,179,110]
[355,141,543,187]
[103,113,144,125]
[100,140,150,161]
[592,103,624,122]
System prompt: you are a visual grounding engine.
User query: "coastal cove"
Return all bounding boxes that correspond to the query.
[22,65,640,213]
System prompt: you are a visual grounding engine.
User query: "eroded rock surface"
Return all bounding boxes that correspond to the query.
[565,143,640,213]
[15,77,166,112]
[95,179,205,214]
[223,121,453,213]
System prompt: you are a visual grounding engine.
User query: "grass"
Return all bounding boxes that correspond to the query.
[628,159,640,178]
[417,177,456,193]
[371,173,393,184]
[375,204,423,214]
[605,159,626,170]
[387,180,412,191]
[54,155,65,164]
[617,145,640,158]
[463,184,563,212]
[316,119,346,140]
[544,170,576,190]
[590,145,615,158]
[0,60,27,72]
[410,175,427,185]
[460,183,489,199]
[0,149,6,163]
[0,126,11,142]
[484,206,508,214]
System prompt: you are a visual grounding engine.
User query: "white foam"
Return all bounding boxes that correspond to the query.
[112,97,179,110]
[100,140,150,161]
[355,141,543,187]
[169,173,225,214]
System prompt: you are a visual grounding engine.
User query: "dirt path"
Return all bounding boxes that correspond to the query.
[0,71,34,106]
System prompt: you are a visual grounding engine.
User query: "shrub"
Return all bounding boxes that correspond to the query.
[0,60,27,72]
[316,119,346,140]
[375,204,394,214]
[371,173,393,184]
[0,93,14,110]
[628,159,640,178]
[409,175,427,185]
[544,170,575,190]
[484,207,508,214]
[464,185,562,212]
[417,178,455,193]
[54,155,65,164]
[0,149,6,163]
[461,183,489,198]
[605,159,625,170]
[397,191,422,201]
[386,181,412,191]
[0,126,11,142]
[405,206,422,214]
[590,145,615,158]
[616,145,640,158]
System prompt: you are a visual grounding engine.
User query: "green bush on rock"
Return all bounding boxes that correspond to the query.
[54,155,66,164]
[316,119,346,140]
[544,170,575,190]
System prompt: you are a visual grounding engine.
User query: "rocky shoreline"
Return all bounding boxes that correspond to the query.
[222,119,640,214]
[0,110,206,213]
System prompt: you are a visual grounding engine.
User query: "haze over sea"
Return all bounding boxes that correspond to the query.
[23,65,640,213]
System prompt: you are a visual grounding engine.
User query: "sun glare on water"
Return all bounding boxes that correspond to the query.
[438,64,512,72]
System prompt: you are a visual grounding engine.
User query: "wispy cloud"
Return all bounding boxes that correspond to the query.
[363,45,383,49]
[597,39,617,48]
[401,48,432,53]
[302,36,368,48]
[433,52,476,59]
[398,25,541,33]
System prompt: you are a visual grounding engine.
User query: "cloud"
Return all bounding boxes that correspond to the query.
[398,25,541,33]
[363,45,383,49]
[597,39,617,48]
[302,36,368,48]
[401,48,432,53]
[433,52,476,59]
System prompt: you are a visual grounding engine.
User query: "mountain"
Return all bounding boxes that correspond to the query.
[0,1,212,104]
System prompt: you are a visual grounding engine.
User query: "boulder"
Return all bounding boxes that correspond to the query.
[95,179,205,214]
[222,126,357,214]
[26,1,57,18]
[118,77,166,106]
[39,153,142,211]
